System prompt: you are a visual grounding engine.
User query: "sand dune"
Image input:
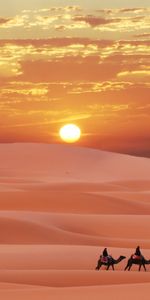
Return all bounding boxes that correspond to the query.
[0,212,150,248]
[1,284,150,300]
[0,143,150,299]
[0,143,150,182]
[0,188,150,215]
[0,270,150,287]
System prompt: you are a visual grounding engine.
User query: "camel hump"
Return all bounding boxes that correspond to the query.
[100,255,112,263]
[101,256,108,263]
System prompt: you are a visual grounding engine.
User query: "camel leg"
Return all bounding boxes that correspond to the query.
[95,264,100,270]
[138,263,146,271]
[112,264,114,271]
[95,260,102,270]
[138,263,146,272]
[106,264,110,270]
[128,264,132,271]
[143,264,146,272]
[124,263,130,271]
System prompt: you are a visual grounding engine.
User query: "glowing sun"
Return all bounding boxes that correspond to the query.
[59,124,81,143]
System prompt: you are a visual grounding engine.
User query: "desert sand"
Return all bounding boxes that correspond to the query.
[0,143,150,299]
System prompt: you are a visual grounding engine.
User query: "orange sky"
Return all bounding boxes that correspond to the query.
[0,1,150,156]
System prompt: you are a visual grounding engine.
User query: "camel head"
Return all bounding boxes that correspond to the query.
[120,255,126,260]
[114,255,126,264]
[117,255,126,262]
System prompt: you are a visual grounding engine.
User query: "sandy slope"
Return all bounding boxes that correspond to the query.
[0,143,150,299]
[0,143,150,182]
[1,284,150,300]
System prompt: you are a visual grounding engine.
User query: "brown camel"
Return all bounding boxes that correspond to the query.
[124,256,150,271]
[95,255,126,271]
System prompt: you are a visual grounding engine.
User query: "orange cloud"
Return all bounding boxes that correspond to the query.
[73,14,150,32]
[0,17,12,25]
[0,38,149,80]
[73,15,120,27]
[0,5,149,38]
[117,70,150,83]
[0,15,27,28]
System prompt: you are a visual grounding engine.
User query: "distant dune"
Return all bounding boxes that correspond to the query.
[0,143,150,182]
[0,143,150,299]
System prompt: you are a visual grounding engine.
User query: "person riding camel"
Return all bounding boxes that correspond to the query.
[132,246,142,260]
[101,248,110,263]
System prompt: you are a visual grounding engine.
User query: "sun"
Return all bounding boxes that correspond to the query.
[59,124,81,143]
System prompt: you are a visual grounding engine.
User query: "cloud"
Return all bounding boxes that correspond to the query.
[96,7,150,15]
[119,8,148,13]
[72,13,150,32]
[1,87,48,96]
[0,5,149,36]
[117,70,150,82]
[19,55,123,82]
[48,6,82,12]
[73,15,120,27]
[134,33,150,38]
[0,15,27,28]
[69,81,133,94]
[0,38,114,48]
[0,6,82,31]
[0,61,22,78]
[0,17,11,25]
[0,38,149,82]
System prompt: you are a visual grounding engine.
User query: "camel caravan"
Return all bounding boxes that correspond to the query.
[95,246,150,271]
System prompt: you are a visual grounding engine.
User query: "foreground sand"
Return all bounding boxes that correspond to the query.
[0,143,150,299]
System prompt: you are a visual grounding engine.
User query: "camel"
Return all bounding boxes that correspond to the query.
[124,256,150,271]
[95,255,126,271]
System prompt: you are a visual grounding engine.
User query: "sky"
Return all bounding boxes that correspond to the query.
[0,0,150,156]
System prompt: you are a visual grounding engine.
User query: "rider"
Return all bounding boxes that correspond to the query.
[135,246,141,256]
[103,248,109,257]
[133,246,142,259]
[101,248,110,262]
